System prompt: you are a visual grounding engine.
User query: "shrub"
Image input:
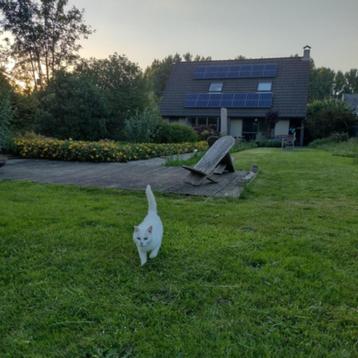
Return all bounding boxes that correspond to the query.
[231,141,258,152]
[309,132,349,147]
[0,72,13,152]
[256,139,281,147]
[0,96,13,152]
[306,99,357,141]
[124,109,161,143]
[13,134,208,162]
[193,126,219,140]
[153,122,198,143]
[75,54,149,137]
[36,71,109,141]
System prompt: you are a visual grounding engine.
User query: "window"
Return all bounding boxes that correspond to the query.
[209,82,223,92]
[257,82,272,91]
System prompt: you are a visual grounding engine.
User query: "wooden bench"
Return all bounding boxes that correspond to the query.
[183,136,235,186]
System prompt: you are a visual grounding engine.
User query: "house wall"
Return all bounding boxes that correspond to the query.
[274,120,290,136]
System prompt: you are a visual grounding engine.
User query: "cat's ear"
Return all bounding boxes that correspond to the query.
[134,226,139,232]
[147,225,153,234]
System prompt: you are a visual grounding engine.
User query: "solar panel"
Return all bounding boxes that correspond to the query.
[184,93,273,108]
[193,64,278,79]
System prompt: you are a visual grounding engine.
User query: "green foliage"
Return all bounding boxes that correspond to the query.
[0,96,12,151]
[309,137,358,161]
[165,151,203,167]
[0,149,357,356]
[309,132,349,147]
[0,71,13,151]
[12,92,38,132]
[0,0,93,88]
[14,134,208,162]
[153,122,198,143]
[145,53,211,99]
[76,54,149,138]
[124,109,161,143]
[35,71,109,141]
[309,67,335,101]
[256,139,281,147]
[232,140,258,152]
[306,99,357,140]
[309,65,358,101]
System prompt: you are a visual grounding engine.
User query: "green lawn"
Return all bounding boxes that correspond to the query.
[1,148,357,357]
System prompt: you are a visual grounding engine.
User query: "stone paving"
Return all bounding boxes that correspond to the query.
[0,155,252,198]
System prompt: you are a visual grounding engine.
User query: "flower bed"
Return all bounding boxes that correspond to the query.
[14,135,208,162]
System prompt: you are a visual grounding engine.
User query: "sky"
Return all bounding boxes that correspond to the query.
[72,0,358,72]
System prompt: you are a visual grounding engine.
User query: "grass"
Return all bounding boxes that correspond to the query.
[165,151,204,167]
[1,148,358,357]
[309,137,358,160]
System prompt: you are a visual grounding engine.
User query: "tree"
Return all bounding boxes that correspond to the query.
[306,99,356,140]
[334,71,346,98]
[145,53,211,99]
[0,70,13,150]
[76,53,149,138]
[344,69,358,93]
[0,0,93,89]
[36,71,109,140]
[123,109,161,143]
[309,67,335,101]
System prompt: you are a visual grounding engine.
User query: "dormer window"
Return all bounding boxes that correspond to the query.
[209,82,223,92]
[257,82,272,91]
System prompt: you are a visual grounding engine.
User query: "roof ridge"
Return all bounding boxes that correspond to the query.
[176,56,304,65]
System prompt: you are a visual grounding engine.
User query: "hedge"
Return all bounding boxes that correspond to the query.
[14,135,208,162]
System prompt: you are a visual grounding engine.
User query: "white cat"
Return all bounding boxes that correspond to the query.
[133,185,163,266]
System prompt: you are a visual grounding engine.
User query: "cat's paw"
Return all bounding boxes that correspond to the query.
[149,249,159,259]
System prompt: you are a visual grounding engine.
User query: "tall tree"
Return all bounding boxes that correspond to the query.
[309,67,336,101]
[0,69,13,150]
[76,53,149,138]
[145,53,211,99]
[344,69,358,94]
[0,0,93,89]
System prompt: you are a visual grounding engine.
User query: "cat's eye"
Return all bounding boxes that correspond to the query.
[136,237,141,241]
[143,237,148,241]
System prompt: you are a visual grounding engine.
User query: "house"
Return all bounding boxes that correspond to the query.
[343,94,358,116]
[160,46,311,146]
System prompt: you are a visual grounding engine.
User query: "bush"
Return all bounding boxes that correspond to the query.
[0,96,13,152]
[306,100,357,141]
[124,109,161,143]
[193,126,219,140]
[256,139,281,147]
[231,141,258,152]
[13,134,208,162]
[76,54,149,138]
[153,123,198,143]
[309,132,349,147]
[309,137,358,160]
[36,71,109,141]
[0,72,13,152]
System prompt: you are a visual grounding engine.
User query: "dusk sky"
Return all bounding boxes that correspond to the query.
[73,0,358,72]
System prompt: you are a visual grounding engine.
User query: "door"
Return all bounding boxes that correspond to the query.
[230,119,243,139]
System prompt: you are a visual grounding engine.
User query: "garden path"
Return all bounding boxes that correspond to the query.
[0,156,249,197]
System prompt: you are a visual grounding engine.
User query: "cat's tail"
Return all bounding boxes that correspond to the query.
[146,184,157,213]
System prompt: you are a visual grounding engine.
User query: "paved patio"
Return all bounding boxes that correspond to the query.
[0,156,252,197]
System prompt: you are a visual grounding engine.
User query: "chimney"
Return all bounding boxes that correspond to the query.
[303,45,311,61]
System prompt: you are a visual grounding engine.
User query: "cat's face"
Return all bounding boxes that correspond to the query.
[133,225,153,248]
